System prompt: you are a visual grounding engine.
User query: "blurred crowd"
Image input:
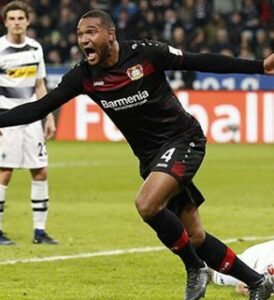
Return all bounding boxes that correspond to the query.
[0,0,274,74]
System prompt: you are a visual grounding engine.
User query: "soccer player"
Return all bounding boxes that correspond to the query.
[210,240,274,296]
[0,9,274,299]
[0,1,58,245]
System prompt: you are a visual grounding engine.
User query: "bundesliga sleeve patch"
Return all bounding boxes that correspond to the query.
[168,46,183,56]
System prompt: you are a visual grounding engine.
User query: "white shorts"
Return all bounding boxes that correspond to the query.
[0,121,48,169]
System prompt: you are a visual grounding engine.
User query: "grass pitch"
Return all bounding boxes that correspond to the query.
[0,141,273,300]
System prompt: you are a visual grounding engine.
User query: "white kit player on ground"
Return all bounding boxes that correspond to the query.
[210,240,274,296]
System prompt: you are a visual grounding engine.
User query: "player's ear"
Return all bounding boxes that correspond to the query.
[109,29,115,43]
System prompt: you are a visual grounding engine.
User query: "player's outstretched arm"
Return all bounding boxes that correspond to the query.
[182,52,265,75]
[0,88,70,128]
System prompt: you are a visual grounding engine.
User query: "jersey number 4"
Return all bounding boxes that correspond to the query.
[160,148,175,162]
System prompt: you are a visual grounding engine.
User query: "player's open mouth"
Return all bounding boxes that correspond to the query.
[84,47,97,60]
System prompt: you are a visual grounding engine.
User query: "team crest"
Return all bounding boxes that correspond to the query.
[126,64,144,81]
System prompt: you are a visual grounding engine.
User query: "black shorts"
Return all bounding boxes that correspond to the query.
[139,136,206,211]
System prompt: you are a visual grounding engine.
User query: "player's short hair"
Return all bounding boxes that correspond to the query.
[1,1,32,20]
[81,10,115,30]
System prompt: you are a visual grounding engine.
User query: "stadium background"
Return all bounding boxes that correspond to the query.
[0,2,274,300]
[1,0,274,144]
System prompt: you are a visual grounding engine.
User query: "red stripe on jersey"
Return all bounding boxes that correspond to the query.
[171,161,185,177]
[143,59,155,76]
[218,247,236,273]
[170,229,189,252]
[83,60,155,92]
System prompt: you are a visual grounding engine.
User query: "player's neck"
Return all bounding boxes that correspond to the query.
[6,32,26,45]
[101,41,119,68]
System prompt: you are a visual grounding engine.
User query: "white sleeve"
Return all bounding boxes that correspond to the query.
[212,271,240,286]
[212,253,246,286]
[36,44,46,79]
[212,241,274,286]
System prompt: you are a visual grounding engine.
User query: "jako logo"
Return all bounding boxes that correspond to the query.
[94,81,104,86]
[100,90,149,110]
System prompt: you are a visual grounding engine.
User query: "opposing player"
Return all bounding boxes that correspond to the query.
[0,1,58,244]
[211,240,274,296]
[0,10,274,299]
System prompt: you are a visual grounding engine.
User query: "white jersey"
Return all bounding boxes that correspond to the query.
[0,35,48,169]
[0,35,46,109]
[213,240,274,286]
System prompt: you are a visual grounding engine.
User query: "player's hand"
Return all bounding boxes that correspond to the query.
[263,53,274,75]
[44,113,56,139]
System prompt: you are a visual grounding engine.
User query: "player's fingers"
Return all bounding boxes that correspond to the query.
[45,129,56,140]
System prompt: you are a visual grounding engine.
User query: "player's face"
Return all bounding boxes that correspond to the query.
[77,17,115,66]
[4,10,30,38]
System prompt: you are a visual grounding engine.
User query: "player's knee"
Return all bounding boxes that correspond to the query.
[189,228,206,247]
[31,168,48,181]
[135,195,161,219]
[0,169,13,185]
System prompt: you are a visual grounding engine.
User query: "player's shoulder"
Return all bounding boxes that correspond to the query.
[122,39,165,52]
[25,36,42,50]
[63,59,86,79]
[72,59,89,72]
[0,35,8,51]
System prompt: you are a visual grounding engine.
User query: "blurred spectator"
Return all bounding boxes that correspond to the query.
[167,25,196,90]
[162,8,182,42]
[238,46,256,60]
[269,28,274,50]
[1,0,273,67]
[261,46,273,59]
[57,6,77,37]
[242,0,260,31]
[116,8,137,40]
[203,13,226,46]
[34,0,54,16]
[194,0,212,27]
[47,49,62,66]
[240,29,254,49]
[258,0,272,25]
[68,45,83,66]
[226,12,244,51]
[26,27,38,39]
[171,26,186,50]
[255,29,270,59]
[38,14,53,39]
[211,28,235,54]
[187,27,208,53]
[213,0,242,17]
[113,0,139,20]
[178,0,196,34]
[137,9,162,40]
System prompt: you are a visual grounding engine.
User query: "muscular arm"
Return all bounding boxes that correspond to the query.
[143,40,274,74]
[35,78,56,139]
[0,63,84,128]
[181,52,264,74]
[35,78,47,99]
[0,87,71,128]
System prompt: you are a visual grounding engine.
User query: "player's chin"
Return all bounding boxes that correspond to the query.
[86,55,100,65]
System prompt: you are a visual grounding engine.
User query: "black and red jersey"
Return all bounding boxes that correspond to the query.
[57,40,203,160]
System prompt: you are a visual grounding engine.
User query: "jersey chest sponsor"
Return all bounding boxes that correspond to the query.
[100,90,149,111]
[6,65,37,78]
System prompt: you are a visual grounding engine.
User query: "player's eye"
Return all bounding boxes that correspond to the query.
[86,30,96,36]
